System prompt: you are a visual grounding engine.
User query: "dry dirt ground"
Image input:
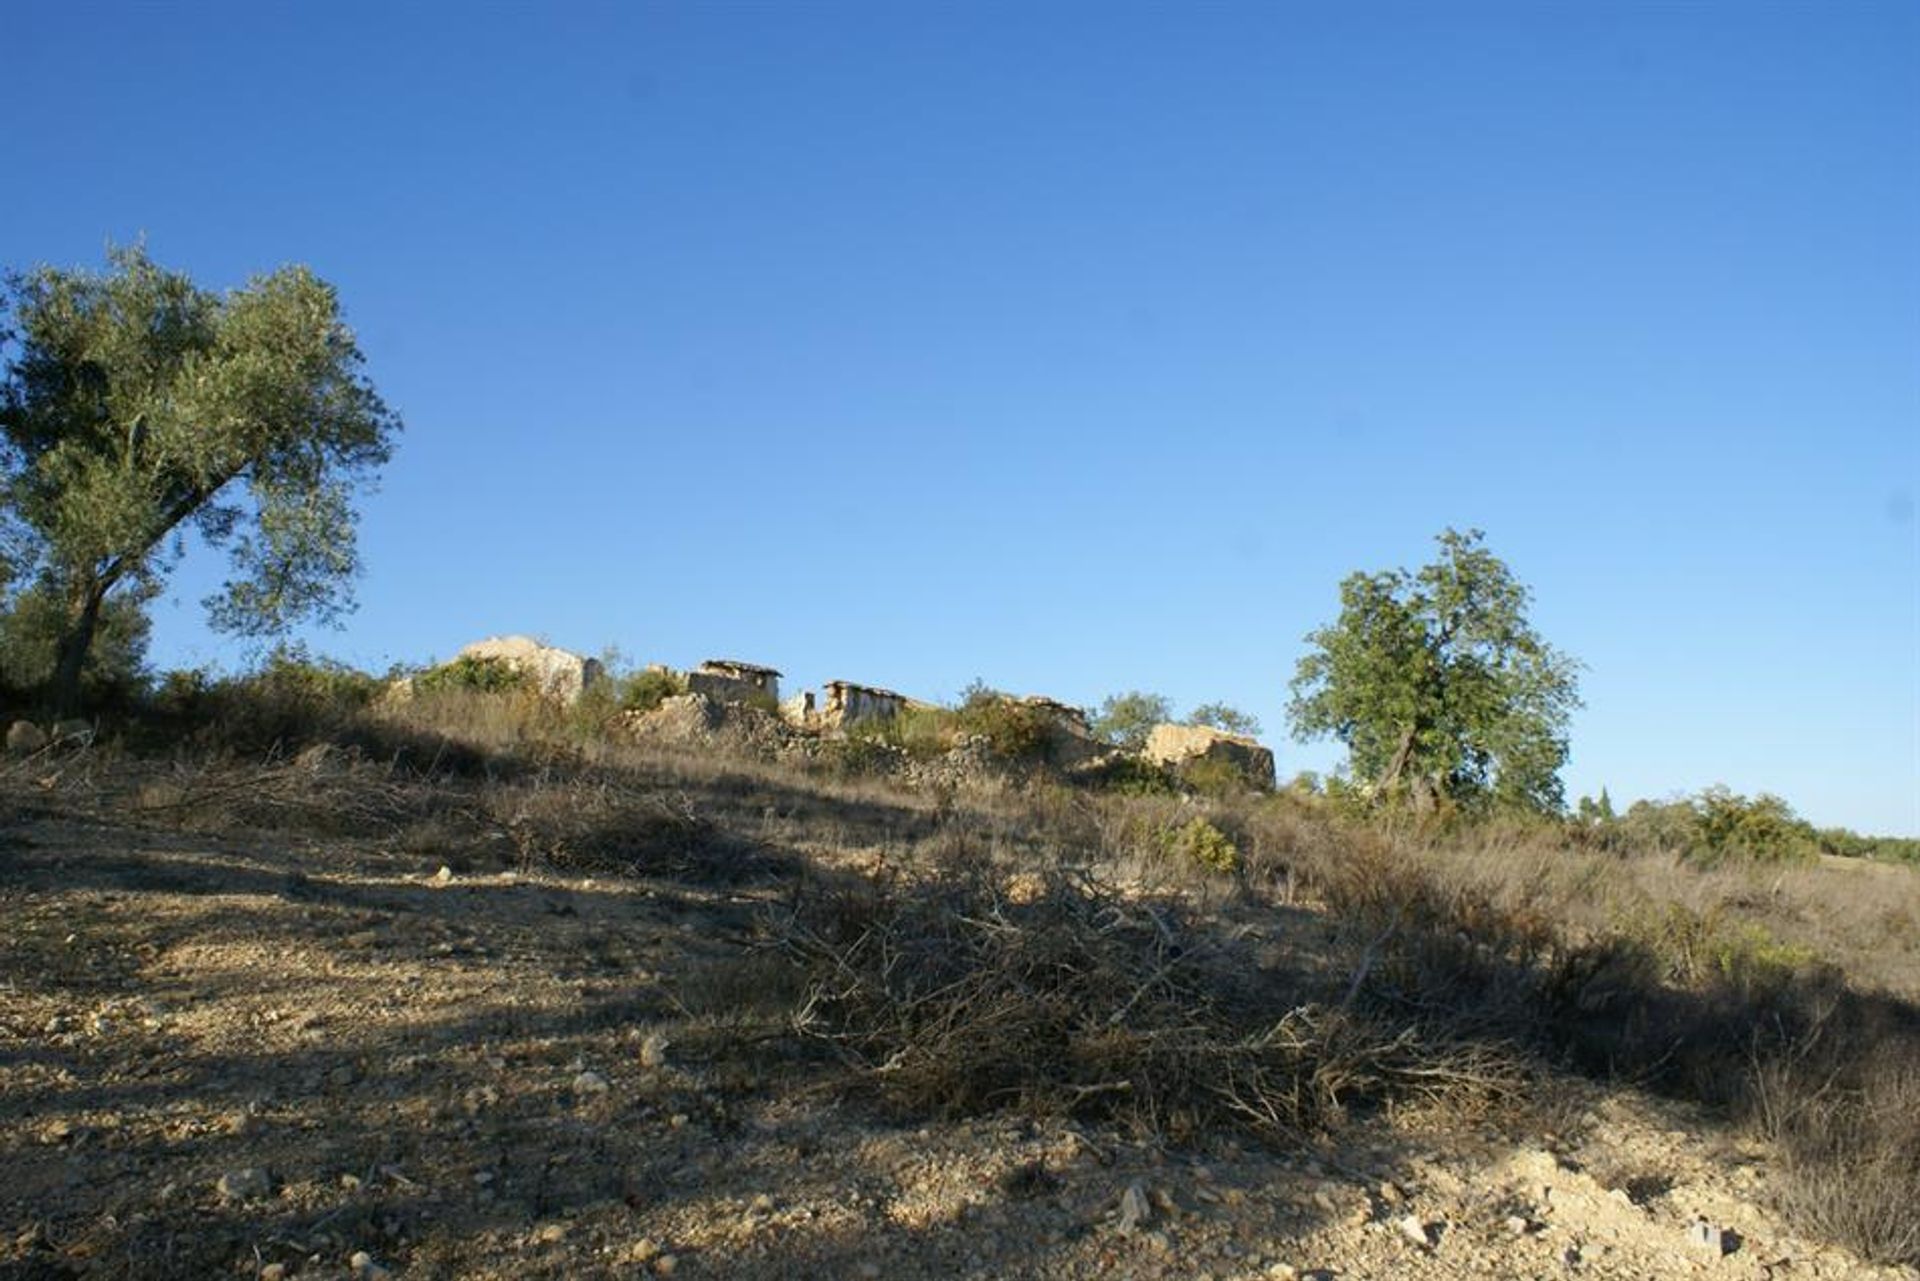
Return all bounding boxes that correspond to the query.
[2,761,1912,1281]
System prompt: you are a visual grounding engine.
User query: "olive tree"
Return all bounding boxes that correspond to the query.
[0,246,399,713]
[1092,690,1174,749]
[1287,528,1581,813]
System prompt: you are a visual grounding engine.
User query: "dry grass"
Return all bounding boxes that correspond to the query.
[49,678,1920,1266]
[770,859,1520,1146]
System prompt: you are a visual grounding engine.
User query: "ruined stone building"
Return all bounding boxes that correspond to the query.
[687,660,781,705]
[821,681,908,730]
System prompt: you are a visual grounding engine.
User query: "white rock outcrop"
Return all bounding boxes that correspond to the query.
[1142,723,1276,789]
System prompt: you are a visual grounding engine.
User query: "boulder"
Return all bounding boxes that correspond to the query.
[6,720,48,756]
[1142,723,1276,789]
[455,636,604,704]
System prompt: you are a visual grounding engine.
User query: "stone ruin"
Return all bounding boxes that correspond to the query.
[428,639,1277,791]
[819,680,909,730]
[455,636,605,703]
[685,659,781,706]
[1142,722,1276,789]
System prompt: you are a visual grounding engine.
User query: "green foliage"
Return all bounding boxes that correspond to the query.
[621,667,686,713]
[1688,787,1819,866]
[415,655,526,696]
[249,645,383,709]
[1288,528,1581,814]
[0,578,151,701]
[1621,901,1818,993]
[1182,754,1265,797]
[0,244,399,712]
[1084,754,1180,796]
[952,680,1051,761]
[1816,827,1920,865]
[1581,788,1821,865]
[1093,690,1173,749]
[1188,702,1261,737]
[1161,816,1240,874]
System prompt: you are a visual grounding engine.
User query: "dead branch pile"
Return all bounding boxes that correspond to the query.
[773,866,1515,1142]
[134,747,439,837]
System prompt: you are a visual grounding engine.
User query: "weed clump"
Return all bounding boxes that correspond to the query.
[1163,816,1240,874]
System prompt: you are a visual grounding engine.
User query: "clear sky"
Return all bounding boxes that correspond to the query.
[5,1,1916,834]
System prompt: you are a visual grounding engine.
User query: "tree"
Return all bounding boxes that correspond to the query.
[1287,529,1581,813]
[0,246,399,714]
[1188,702,1261,737]
[1093,690,1173,749]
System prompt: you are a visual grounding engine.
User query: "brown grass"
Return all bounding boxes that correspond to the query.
[51,678,1920,1266]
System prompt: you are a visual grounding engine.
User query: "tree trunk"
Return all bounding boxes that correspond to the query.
[1374,723,1417,796]
[50,581,107,719]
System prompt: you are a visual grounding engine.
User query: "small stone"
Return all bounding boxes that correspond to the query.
[1398,1213,1434,1250]
[749,1193,775,1213]
[1687,1219,1731,1257]
[1117,1181,1152,1233]
[628,1239,661,1263]
[1266,1265,1299,1281]
[535,1223,569,1244]
[329,1065,357,1088]
[1505,1214,1531,1236]
[259,1265,286,1281]
[6,721,48,755]
[573,1070,611,1095]
[653,1256,678,1276]
[340,1173,363,1191]
[433,865,454,885]
[1378,1180,1404,1206]
[216,1167,273,1201]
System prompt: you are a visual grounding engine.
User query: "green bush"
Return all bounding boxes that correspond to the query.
[621,667,686,713]
[952,681,1051,761]
[0,582,152,706]
[1182,754,1263,797]
[1162,816,1240,874]
[1092,691,1172,749]
[1688,788,1819,866]
[252,646,384,709]
[415,654,526,696]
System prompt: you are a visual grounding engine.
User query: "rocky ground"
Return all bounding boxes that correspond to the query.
[2,758,1913,1281]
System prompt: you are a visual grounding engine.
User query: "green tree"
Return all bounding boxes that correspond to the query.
[1093,690,1173,749]
[1287,528,1581,813]
[1187,702,1261,737]
[0,246,399,714]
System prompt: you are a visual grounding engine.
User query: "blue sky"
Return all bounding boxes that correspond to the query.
[5,1,1915,834]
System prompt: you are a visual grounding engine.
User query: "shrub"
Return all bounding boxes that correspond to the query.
[952,681,1051,761]
[1162,816,1240,874]
[414,654,526,696]
[1182,754,1260,798]
[622,667,686,713]
[1688,787,1819,866]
